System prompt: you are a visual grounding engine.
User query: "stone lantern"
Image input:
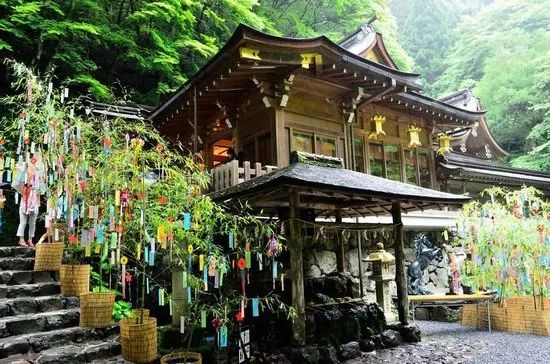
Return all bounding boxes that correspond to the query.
[363,243,395,315]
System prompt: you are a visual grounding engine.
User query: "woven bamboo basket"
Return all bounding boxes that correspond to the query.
[120,316,158,363]
[160,351,202,364]
[34,243,64,271]
[59,264,90,296]
[131,308,150,318]
[80,291,115,328]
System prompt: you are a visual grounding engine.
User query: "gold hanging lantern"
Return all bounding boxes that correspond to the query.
[368,115,386,140]
[437,133,453,155]
[407,125,422,148]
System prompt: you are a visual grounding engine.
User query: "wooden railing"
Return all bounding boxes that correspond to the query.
[211,160,277,192]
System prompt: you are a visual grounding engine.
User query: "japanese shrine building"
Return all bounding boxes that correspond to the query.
[148,22,550,344]
[149,23,550,206]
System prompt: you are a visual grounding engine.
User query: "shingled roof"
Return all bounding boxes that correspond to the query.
[210,163,470,217]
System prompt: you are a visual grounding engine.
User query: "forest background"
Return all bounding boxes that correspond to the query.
[0,0,548,171]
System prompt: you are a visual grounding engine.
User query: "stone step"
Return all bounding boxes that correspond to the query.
[0,308,79,337]
[0,247,35,259]
[35,336,121,364]
[0,257,35,271]
[0,270,58,285]
[0,282,60,299]
[0,325,119,358]
[0,294,79,318]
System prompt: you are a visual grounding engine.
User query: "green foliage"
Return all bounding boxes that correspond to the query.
[431,0,550,169]
[258,0,413,70]
[0,0,413,106]
[112,300,133,321]
[0,0,268,105]
[390,0,482,94]
[459,186,550,302]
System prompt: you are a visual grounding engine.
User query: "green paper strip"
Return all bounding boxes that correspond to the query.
[245,251,251,268]
[110,232,117,249]
[201,310,207,328]
[182,271,187,288]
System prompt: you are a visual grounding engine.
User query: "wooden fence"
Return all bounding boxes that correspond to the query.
[211,160,277,192]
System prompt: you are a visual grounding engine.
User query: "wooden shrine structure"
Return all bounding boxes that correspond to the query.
[148,22,550,343]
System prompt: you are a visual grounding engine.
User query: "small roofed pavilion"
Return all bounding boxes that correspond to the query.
[209,157,470,345]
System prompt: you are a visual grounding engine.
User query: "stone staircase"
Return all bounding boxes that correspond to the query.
[0,246,123,364]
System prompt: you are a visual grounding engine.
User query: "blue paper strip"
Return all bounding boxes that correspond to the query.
[252,298,259,317]
[149,250,155,266]
[187,287,192,303]
[228,232,234,249]
[183,213,191,231]
[220,326,228,347]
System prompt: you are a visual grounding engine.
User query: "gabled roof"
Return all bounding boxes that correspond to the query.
[149,24,420,124]
[339,23,398,69]
[210,162,470,217]
[438,153,550,190]
[149,24,485,136]
[439,89,509,159]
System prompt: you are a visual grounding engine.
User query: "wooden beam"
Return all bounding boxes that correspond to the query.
[391,201,409,325]
[335,209,344,272]
[289,191,305,345]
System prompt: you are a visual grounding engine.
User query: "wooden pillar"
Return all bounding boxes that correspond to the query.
[391,201,409,325]
[289,192,305,345]
[356,228,364,297]
[273,107,288,167]
[335,209,345,272]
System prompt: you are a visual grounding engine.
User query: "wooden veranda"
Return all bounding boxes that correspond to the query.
[210,161,470,345]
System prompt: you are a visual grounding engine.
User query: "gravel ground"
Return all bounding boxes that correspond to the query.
[346,320,550,364]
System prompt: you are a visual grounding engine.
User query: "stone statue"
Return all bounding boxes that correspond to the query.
[407,233,443,295]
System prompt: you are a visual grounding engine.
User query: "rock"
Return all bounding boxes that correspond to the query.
[284,345,320,364]
[316,251,337,275]
[350,277,361,298]
[359,339,376,352]
[306,264,322,278]
[403,248,415,262]
[324,274,349,297]
[387,323,421,343]
[428,264,437,273]
[421,270,430,285]
[429,272,438,284]
[381,329,402,348]
[436,268,449,288]
[364,279,376,292]
[426,282,436,293]
[345,248,360,277]
[318,345,338,364]
[340,311,360,342]
[338,341,360,360]
[371,334,385,349]
[311,293,335,305]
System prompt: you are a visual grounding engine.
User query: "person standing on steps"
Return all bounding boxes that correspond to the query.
[12,153,46,247]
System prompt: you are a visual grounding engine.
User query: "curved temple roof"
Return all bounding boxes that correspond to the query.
[149,24,421,123]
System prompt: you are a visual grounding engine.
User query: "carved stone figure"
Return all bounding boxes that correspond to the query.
[407,233,443,295]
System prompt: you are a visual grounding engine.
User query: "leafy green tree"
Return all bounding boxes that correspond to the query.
[0,0,267,105]
[390,0,485,95]
[433,0,550,170]
[258,0,413,70]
